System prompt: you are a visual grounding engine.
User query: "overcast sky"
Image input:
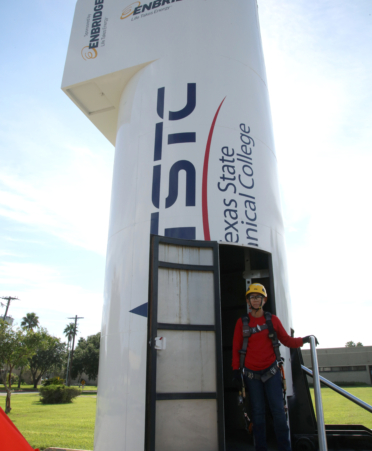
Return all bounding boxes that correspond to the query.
[1,0,371,348]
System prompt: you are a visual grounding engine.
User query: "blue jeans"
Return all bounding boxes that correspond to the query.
[244,364,291,451]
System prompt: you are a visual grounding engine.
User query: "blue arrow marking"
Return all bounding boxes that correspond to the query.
[129,303,148,318]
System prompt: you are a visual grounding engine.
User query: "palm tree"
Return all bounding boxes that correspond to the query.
[21,312,39,331]
[64,323,78,386]
[64,323,77,343]
[18,312,40,388]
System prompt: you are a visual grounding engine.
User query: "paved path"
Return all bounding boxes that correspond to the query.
[0,391,39,395]
[0,392,96,397]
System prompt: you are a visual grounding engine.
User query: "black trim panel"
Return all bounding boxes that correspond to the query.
[156,236,216,248]
[158,323,215,331]
[156,392,217,401]
[158,261,214,271]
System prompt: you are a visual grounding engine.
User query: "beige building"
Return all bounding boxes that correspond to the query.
[302,346,372,385]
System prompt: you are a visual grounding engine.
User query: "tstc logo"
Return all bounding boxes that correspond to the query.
[150,84,197,240]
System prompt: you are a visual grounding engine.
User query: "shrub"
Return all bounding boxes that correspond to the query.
[42,376,65,386]
[39,385,81,404]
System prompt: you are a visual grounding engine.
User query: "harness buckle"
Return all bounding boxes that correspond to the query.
[242,368,254,380]
[242,327,251,337]
[260,364,278,383]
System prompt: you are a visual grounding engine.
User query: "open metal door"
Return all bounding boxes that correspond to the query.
[146,236,225,451]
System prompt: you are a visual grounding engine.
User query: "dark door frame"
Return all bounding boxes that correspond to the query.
[145,235,225,451]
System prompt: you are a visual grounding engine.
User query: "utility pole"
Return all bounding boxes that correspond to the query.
[67,315,84,386]
[1,296,19,321]
[65,338,72,385]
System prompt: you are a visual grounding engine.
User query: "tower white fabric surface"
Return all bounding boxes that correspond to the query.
[62,1,294,449]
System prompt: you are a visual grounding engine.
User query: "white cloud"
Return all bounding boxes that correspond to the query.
[257,0,372,347]
[3,288,103,342]
[0,144,113,255]
[0,261,103,340]
[1,0,371,348]
[0,261,60,287]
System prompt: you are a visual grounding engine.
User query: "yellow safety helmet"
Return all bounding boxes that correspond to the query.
[246,283,267,298]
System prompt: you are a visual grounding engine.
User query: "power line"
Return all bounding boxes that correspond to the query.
[0,296,19,322]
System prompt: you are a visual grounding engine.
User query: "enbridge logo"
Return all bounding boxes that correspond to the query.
[121,1,141,19]
[121,0,181,19]
[81,46,98,60]
[81,0,105,59]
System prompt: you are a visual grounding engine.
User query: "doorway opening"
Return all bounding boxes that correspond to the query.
[145,236,277,451]
[219,244,276,450]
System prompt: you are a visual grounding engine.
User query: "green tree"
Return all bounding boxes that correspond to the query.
[0,320,41,413]
[21,312,40,331]
[28,330,66,388]
[71,333,100,382]
[18,312,40,387]
[345,341,364,347]
[16,362,29,389]
[345,341,356,347]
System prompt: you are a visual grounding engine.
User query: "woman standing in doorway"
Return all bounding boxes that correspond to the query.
[232,283,317,451]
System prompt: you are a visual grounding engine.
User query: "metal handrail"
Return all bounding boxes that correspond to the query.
[309,336,328,451]
[302,365,372,414]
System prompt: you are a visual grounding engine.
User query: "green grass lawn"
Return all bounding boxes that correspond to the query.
[4,387,371,450]
[7,394,96,450]
[310,386,372,428]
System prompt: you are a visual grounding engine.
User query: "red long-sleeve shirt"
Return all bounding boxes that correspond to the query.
[232,313,303,371]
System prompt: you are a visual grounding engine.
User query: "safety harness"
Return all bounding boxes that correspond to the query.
[239,312,281,375]
[237,312,288,423]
